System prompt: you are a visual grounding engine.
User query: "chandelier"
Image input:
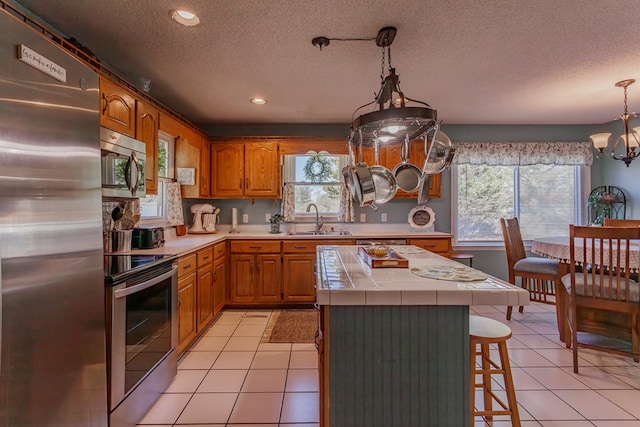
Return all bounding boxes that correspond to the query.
[348,27,438,147]
[589,79,640,167]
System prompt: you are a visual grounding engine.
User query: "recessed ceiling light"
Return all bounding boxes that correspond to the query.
[170,9,200,27]
[250,98,268,105]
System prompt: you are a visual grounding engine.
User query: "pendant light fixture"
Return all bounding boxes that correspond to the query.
[590,79,640,167]
[349,27,438,148]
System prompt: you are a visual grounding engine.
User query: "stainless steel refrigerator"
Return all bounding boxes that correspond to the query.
[0,7,107,427]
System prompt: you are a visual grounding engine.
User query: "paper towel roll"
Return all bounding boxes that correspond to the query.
[232,208,238,230]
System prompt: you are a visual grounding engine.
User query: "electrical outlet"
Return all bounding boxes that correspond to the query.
[360,213,366,222]
[265,213,271,223]
[242,213,249,223]
[381,213,387,222]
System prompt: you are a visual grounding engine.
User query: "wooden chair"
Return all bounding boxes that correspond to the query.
[500,217,561,320]
[563,225,640,373]
[603,218,640,227]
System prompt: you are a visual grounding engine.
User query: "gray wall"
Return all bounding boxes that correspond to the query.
[198,121,638,281]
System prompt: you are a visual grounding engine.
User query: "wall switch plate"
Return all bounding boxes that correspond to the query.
[360,213,366,222]
[265,213,271,222]
[381,213,387,222]
[242,213,249,223]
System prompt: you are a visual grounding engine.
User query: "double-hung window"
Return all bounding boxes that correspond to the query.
[281,153,353,223]
[452,141,593,245]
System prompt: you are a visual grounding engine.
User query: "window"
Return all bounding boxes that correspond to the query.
[140,131,175,219]
[452,141,592,245]
[282,153,349,222]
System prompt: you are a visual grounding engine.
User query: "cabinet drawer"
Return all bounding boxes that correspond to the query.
[213,242,226,259]
[230,240,281,253]
[197,246,213,266]
[408,238,451,253]
[178,253,197,277]
[282,240,316,253]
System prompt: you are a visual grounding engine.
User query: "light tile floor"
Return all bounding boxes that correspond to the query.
[138,302,640,427]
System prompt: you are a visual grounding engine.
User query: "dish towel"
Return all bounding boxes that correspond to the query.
[167,182,185,226]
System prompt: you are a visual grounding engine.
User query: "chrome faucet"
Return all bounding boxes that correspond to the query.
[306,203,323,232]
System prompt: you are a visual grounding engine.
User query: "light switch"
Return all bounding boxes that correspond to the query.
[242,213,249,223]
[360,213,366,222]
[265,213,271,222]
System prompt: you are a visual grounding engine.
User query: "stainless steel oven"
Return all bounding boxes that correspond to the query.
[100,127,146,199]
[105,254,177,427]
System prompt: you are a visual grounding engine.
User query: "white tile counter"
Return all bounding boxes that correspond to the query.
[315,245,529,307]
[123,224,453,257]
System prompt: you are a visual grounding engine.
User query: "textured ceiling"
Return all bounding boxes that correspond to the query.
[12,0,640,127]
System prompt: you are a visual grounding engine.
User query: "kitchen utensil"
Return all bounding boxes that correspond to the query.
[107,230,132,252]
[417,173,432,205]
[111,206,123,223]
[346,132,376,207]
[368,139,397,204]
[422,129,454,175]
[392,136,422,192]
[118,203,136,230]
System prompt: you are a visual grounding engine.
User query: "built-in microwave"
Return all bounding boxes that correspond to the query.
[100,127,146,199]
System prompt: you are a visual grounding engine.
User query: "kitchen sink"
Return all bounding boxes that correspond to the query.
[288,231,352,236]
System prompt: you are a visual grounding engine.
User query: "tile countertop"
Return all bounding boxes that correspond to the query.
[315,245,529,307]
[124,224,454,257]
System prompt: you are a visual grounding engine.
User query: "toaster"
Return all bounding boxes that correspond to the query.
[132,227,165,249]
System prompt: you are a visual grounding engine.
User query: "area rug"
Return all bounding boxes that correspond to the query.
[261,309,318,343]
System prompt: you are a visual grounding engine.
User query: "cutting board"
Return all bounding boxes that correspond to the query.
[358,247,409,268]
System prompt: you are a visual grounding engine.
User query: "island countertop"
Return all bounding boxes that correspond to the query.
[315,245,529,307]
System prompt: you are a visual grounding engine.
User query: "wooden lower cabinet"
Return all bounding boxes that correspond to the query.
[281,240,354,303]
[408,236,453,258]
[177,268,197,355]
[282,253,316,302]
[229,252,282,303]
[196,264,214,332]
[196,246,214,332]
[213,258,226,313]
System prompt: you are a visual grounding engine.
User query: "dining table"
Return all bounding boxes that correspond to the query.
[532,235,640,344]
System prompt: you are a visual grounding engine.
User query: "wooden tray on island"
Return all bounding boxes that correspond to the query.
[358,247,409,268]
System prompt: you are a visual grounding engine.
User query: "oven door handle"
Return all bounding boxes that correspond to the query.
[113,265,177,299]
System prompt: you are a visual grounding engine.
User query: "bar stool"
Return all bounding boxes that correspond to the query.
[451,252,474,267]
[470,315,520,427]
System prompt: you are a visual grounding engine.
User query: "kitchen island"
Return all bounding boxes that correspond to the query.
[315,245,529,427]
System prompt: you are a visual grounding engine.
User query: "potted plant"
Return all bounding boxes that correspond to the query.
[269,214,283,234]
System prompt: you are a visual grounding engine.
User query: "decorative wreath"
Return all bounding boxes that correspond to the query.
[303,155,333,182]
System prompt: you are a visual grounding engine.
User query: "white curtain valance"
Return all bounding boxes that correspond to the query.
[452,141,593,166]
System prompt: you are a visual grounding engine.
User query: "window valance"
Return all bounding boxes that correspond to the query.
[452,141,593,166]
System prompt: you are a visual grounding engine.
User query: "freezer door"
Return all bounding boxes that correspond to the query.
[0,8,107,427]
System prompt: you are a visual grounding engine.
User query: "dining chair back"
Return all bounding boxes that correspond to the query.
[603,218,640,227]
[563,224,640,372]
[500,217,560,320]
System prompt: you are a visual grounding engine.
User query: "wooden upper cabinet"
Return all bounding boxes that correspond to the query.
[200,141,211,197]
[160,113,209,199]
[211,143,245,197]
[245,142,280,197]
[136,100,159,195]
[211,141,280,198]
[99,78,135,137]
